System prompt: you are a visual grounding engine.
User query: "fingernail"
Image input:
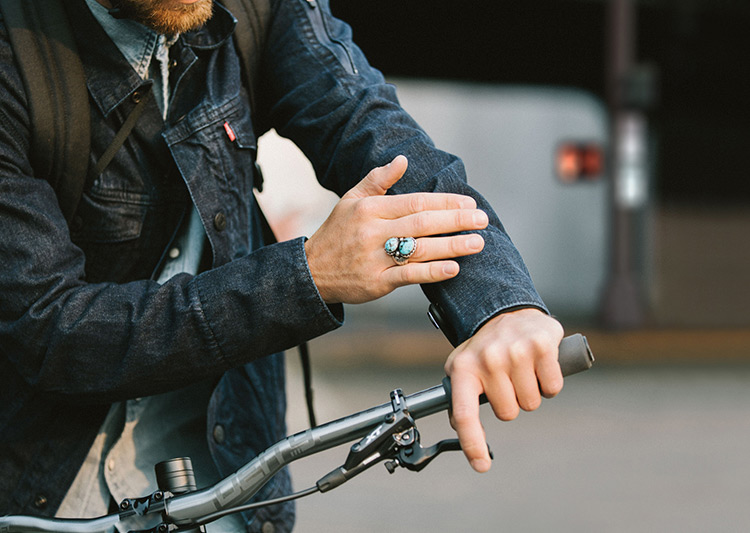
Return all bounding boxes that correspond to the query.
[460,197,477,209]
[467,235,483,251]
[473,211,488,226]
[444,263,459,276]
[470,459,491,472]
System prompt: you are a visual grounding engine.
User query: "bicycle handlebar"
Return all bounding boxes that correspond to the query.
[0,334,593,533]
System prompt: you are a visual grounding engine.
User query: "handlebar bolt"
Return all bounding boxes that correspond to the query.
[119,500,130,511]
[154,491,164,501]
[385,413,396,423]
[157,524,168,533]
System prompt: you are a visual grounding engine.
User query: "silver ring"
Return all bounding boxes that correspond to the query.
[384,237,417,265]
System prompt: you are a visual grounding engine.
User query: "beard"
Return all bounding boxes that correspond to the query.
[109,0,214,35]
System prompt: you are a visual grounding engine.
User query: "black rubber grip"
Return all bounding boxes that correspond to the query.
[441,333,594,405]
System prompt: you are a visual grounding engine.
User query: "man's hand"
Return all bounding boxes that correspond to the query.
[305,155,489,304]
[444,308,564,472]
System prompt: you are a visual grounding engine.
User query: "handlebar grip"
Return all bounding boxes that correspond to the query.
[441,333,594,406]
[558,333,595,377]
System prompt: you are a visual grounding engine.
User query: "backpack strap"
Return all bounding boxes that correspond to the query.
[0,0,90,224]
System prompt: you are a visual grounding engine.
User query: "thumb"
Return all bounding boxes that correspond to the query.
[343,155,408,200]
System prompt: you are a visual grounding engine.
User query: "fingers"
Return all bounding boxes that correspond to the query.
[344,155,479,216]
[382,259,461,287]
[374,192,478,218]
[393,208,488,239]
[449,372,492,473]
[444,311,565,473]
[483,371,521,420]
[535,343,565,399]
[409,234,485,263]
[379,234,485,286]
[344,155,409,199]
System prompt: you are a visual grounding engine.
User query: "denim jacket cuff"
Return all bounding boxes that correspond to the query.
[193,237,344,365]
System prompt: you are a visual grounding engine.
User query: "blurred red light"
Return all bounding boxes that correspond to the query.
[556,142,604,182]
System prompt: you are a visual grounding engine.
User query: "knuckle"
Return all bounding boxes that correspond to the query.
[409,194,427,214]
[480,346,505,374]
[532,326,562,352]
[352,198,375,219]
[455,210,467,229]
[459,209,478,228]
[507,340,534,367]
[450,403,475,426]
[399,265,420,285]
[450,236,464,255]
[449,355,475,376]
[412,212,430,235]
[354,224,375,244]
[429,262,447,281]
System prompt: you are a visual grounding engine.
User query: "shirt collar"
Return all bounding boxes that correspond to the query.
[70,0,236,117]
[84,0,176,80]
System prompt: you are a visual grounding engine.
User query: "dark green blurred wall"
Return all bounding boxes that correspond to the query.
[330,0,750,206]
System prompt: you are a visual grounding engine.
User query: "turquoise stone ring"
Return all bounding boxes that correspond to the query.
[384,236,417,265]
[384,237,400,255]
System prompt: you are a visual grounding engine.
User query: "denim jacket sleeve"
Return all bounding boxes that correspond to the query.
[0,14,342,404]
[261,0,548,344]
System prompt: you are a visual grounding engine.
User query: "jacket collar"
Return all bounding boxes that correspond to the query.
[67,0,236,118]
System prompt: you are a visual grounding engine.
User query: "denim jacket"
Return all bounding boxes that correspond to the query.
[0,0,545,530]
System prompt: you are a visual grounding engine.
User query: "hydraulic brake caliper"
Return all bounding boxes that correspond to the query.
[316,388,465,492]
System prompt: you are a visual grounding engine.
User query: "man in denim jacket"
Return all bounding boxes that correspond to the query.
[0,0,564,531]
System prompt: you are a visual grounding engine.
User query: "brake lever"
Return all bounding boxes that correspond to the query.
[385,434,494,474]
[386,437,462,473]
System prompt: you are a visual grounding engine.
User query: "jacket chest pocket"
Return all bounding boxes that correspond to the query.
[70,183,189,283]
[217,112,259,192]
[71,189,150,243]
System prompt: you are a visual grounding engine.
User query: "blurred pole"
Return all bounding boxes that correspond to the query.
[600,0,652,329]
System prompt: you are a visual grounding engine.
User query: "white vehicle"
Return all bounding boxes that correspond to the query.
[257,80,611,324]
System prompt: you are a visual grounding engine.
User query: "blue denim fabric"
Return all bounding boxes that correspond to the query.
[0,0,546,530]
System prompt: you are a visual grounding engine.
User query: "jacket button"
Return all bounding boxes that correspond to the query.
[261,522,275,533]
[33,494,48,509]
[213,212,227,232]
[212,424,225,444]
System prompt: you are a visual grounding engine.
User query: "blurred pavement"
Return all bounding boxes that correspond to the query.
[283,329,750,532]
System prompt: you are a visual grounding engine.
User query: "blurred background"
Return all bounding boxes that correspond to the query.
[253,0,750,530]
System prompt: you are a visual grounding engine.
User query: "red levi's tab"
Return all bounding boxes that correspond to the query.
[223,121,237,142]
